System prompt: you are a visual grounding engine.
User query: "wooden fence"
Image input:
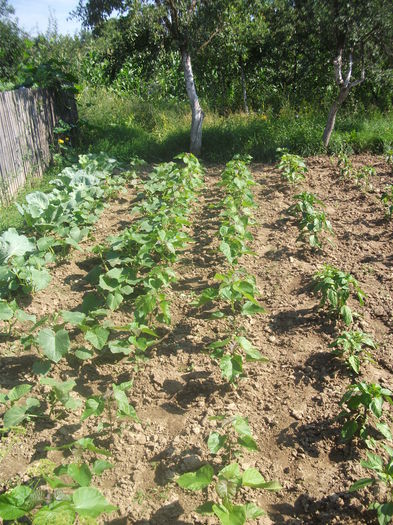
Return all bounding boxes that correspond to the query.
[0,87,76,204]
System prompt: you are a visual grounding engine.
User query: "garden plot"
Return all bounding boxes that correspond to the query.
[0,153,392,525]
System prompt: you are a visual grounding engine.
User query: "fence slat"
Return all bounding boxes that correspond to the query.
[0,87,76,204]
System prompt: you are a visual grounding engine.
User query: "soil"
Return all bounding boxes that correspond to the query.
[0,155,392,525]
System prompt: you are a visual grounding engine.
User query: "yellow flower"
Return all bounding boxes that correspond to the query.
[260,114,268,121]
[58,138,64,144]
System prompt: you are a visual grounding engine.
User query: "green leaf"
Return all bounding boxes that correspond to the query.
[0,485,33,520]
[7,384,32,402]
[212,503,246,525]
[242,468,265,487]
[207,432,227,454]
[30,268,51,291]
[32,501,75,525]
[81,396,105,421]
[244,503,265,519]
[85,326,109,350]
[196,501,215,515]
[74,347,94,361]
[32,360,51,376]
[177,464,214,491]
[0,228,35,263]
[72,487,117,518]
[341,420,358,441]
[67,463,92,487]
[375,421,392,440]
[218,463,241,482]
[3,398,39,428]
[0,301,14,321]
[237,435,258,451]
[92,460,114,475]
[37,328,70,363]
[348,478,375,492]
[340,305,353,326]
[60,311,86,325]
[220,354,243,382]
[241,301,265,315]
[112,385,138,421]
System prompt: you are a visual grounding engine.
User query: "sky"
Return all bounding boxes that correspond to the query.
[11,0,82,35]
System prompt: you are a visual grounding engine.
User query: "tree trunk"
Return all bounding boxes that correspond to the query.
[240,63,249,114]
[181,49,204,156]
[322,86,349,147]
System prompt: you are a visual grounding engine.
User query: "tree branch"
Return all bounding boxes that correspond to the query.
[334,49,344,85]
[197,27,220,53]
[344,52,353,87]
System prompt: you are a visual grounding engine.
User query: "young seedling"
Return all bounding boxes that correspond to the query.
[194,269,265,317]
[177,414,281,524]
[349,444,393,525]
[288,192,333,249]
[338,382,393,448]
[40,377,81,417]
[354,166,376,189]
[313,265,366,325]
[0,384,40,430]
[329,331,376,374]
[337,151,353,179]
[0,299,36,336]
[208,335,268,384]
[381,186,393,218]
[277,149,307,185]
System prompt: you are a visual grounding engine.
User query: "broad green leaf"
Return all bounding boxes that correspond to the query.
[3,398,39,428]
[37,328,70,363]
[0,485,33,520]
[0,301,13,321]
[218,463,241,482]
[74,347,94,360]
[237,435,258,451]
[7,384,32,402]
[92,460,114,475]
[207,432,227,454]
[241,301,265,315]
[341,305,353,326]
[67,463,92,487]
[212,503,246,525]
[177,464,214,491]
[375,421,392,440]
[244,503,265,519]
[196,501,215,515]
[30,268,51,291]
[72,487,117,518]
[32,501,75,525]
[81,396,105,421]
[60,311,86,325]
[85,326,109,350]
[0,229,35,263]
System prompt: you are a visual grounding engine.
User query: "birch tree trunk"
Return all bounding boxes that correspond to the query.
[322,49,365,148]
[181,49,204,156]
[240,63,249,114]
[322,87,349,147]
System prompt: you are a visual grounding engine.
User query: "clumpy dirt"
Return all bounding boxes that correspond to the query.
[0,155,392,524]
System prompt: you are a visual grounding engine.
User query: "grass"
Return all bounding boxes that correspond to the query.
[77,88,393,163]
[1,87,392,232]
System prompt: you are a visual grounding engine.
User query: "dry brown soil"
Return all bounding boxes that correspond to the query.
[0,155,392,525]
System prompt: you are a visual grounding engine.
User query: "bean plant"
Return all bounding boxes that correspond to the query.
[338,382,393,449]
[177,414,281,524]
[381,186,393,218]
[329,331,376,375]
[349,444,393,525]
[312,265,365,325]
[287,192,333,249]
[277,149,307,184]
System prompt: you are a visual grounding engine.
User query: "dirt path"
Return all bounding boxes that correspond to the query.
[0,156,392,525]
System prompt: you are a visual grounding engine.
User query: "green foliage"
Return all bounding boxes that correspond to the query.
[312,265,365,325]
[381,186,393,218]
[338,382,393,448]
[349,444,393,525]
[177,413,281,525]
[277,150,307,185]
[329,331,376,374]
[336,152,354,180]
[287,191,333,249]
[208,336,268,384]
[354,165,376,189]
[0,384,40,429]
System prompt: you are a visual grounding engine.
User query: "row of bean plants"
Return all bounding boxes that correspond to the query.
[0,154,205,522]
[279,151,393,525]
[176,156,281,524]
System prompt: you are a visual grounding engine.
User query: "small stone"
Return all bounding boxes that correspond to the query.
[268,335,276,343]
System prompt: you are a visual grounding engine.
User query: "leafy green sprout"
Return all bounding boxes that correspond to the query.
[329,331,376,375]
[312,265,366,326]
[176,414,281,525]
[336,151,353,179]
[349,444,393,525]
[287,191,333,249]
[381,186,393,218]
[338,382,393,449]
[208,335,268,384]
[277,149,307,185]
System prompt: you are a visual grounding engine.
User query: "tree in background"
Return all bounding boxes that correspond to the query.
[74,0,230,156]
[0,0,26,84]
